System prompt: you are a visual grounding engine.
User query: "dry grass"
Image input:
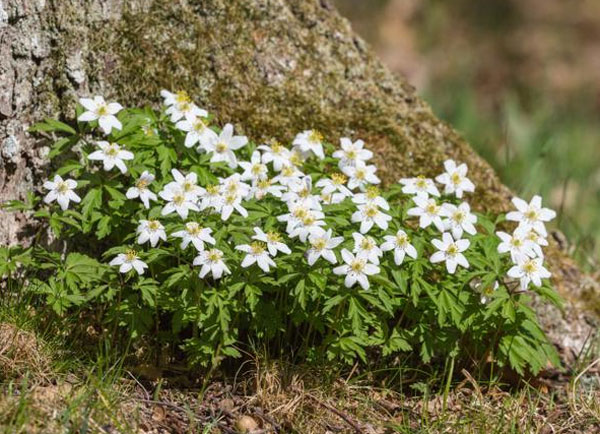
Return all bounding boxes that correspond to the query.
[0,322,598,433]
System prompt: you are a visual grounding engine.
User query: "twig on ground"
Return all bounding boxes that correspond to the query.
[306,393,363,433]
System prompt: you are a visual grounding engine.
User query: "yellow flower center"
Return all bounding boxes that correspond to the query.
[355,169,366,180]
[293,208,307,219]
[396,233,408,246]
[183,181,195,192]
[289,151,302,167]
[299,187,310,198]
[173,193,185,206]
[193,118,208,133]
[125,249,138,261]
[351,259,365,273]
[346,149,357,159]
[148,220,160,230]
[366,186,380,199]
[426,203,438,214]
[453,211,465,223]
[215,142,228,153]
[186,223,202,235]
[175,90,191,104]
[206,185,220,195]
[360,238,374,250]
[451,172,462,185]
[483,285,495,296]
[447,244,458,255]
[225,193,237,205]
[523,260,538,274]
[179,101,192,112]
[271,141,284,154]
[96,104,109,116]
[302,214,316,226]
[105,144,120,157]
[331,173,347,185]
[251,164,264,175]
[311,238,327,251]
[526,209,538,221]
[365,206,378,218]
[309,130,323,143]
[266,231,281,243]
[415,175,427,189]
[57,181,69,193]
[136,179,148,190]
[250,242,266,255]
[282,166,295,177]
[511,238,522,247]
[207,249,222,262]
[258,179,271,189]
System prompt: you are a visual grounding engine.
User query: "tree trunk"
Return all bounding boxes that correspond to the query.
[0,0,596,366]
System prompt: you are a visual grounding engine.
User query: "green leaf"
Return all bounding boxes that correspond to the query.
[29,118,77,135]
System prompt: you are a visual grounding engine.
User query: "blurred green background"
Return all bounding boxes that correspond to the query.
[335,0,600,270]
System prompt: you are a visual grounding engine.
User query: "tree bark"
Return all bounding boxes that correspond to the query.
[0,0,596,366]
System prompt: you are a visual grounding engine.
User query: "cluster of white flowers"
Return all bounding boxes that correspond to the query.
[42,92,556,295]
[499,196,555,291]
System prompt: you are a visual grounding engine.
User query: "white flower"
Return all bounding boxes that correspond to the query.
[399,176,440,197]
[164,91,206,123]
[252,227,291,256]
[204,124,248,168]
[219,173,251,198]
[160,89,192,107]
[273,164,305,187]
[352,186,389,210]
[109,249,147,275]
[43,175,81,211]
[407,195,445,231]
[236,242,276,272]
[435,159,475,198]
[315,173,353,204]
[306,228,343,265]
[199,184,223,212]
[172,222,215,251]
[352,232,383,264]
[342,161,380,191]
[479,281,499,304]
[380,230,417,266]
[506,195,556,237]
[219,192,248,221]
[126,171,157,208]
[239,150,268,182]
[159,186,199,220]
[332,137,373,168]
[88,141,134,174]
[282,175,322,210]
[175,114,217,149]
[277,204,324,233]
[166,169,203,199]
[352,204,392,233]
[258,140,291,172]
[292,130,325,160]
[430,232,470,274]
[193,248,230,279]
[496,228,536,264]
[333,249,380,290]
[441,202,477,239]
[507,257,551,290]
[78,96,123,135]
[524,228,548,258]
[136,219,167,247]
[287,212,326,242]
[251,178,285,200]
